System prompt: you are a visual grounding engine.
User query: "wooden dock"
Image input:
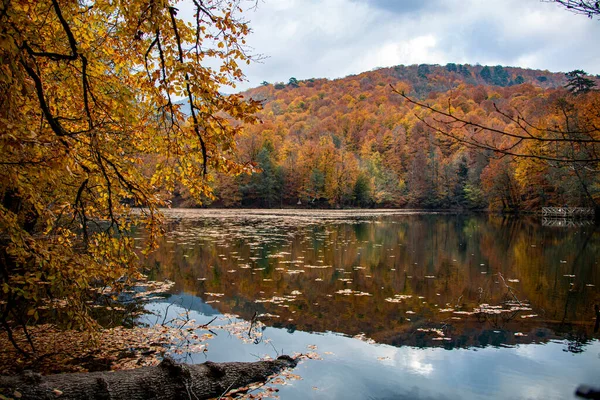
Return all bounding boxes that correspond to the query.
[541,207,595,218]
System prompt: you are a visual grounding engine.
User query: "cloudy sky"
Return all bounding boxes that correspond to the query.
[186,0,600,91]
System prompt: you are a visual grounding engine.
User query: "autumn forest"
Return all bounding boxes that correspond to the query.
[177,64,600,212]
[1,0,600,398]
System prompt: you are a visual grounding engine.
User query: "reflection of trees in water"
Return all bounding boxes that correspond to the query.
[142,213,600,349]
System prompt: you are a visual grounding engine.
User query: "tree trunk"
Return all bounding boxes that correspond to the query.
[0,356,297,400]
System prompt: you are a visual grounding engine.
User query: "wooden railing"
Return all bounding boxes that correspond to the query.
[541,207,595,218]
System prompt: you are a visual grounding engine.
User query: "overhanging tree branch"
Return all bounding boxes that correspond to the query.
[544,0,600,19]
[391,86,600,164]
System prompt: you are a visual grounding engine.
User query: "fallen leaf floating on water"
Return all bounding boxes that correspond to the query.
[130,280,175,300]
[416,328,445,337]
[335,289,372,296]
[257,313,280,318]
[286,270,305,275]
[353,333,376,344]
[385,294,412,303]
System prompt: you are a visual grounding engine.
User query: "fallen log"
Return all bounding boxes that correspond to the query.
[0,356,297,399]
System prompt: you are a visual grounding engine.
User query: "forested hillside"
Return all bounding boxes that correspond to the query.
[177,64,599,211]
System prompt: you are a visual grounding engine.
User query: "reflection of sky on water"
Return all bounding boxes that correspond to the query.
[136,210,600,399]
[143,300,600,400]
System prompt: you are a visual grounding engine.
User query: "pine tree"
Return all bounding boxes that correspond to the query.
[565,70,597,94]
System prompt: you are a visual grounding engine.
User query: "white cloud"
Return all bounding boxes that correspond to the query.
[182,0,600,91]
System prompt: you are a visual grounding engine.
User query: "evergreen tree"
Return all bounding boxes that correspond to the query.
[418,64,431,78]
[288,77,300,87]
[480,66,493,83]
[446,63,457,72]
[353,174,372,207]
[459,64,472,77]
[565,70,597,94]
[513,75,525,85]
[244,145,283,207]
[493,65,510,86]
[453,156,469,206]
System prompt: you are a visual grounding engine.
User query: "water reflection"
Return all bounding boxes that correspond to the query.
[141,210,600,351]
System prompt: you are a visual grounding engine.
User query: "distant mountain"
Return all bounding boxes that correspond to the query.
[246,63,569,101]
[174,64,599,211]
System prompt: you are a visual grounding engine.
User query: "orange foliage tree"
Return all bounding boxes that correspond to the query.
[0,0,260,354]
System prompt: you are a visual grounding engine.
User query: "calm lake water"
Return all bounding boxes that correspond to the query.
[138,209,600,399]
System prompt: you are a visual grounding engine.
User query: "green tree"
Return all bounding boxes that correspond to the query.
[493,65,510,86]
[353,174,372,207]
[307,168,326,203]
[480,66,493,83]
[459,64,472,77]
[288,77,299,87]
[446,63,458,72]
[243,145,283,207]
[418,64,431,78]
[513,75,525,85]
[452,155,469,206]
[565,70,597,94]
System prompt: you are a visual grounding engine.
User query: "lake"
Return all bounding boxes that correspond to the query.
[138,209,600,399]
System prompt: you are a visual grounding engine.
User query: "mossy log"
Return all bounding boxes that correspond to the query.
[0,356,297,399]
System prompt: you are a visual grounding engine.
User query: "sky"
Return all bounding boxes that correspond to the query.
[183,0,600,91]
